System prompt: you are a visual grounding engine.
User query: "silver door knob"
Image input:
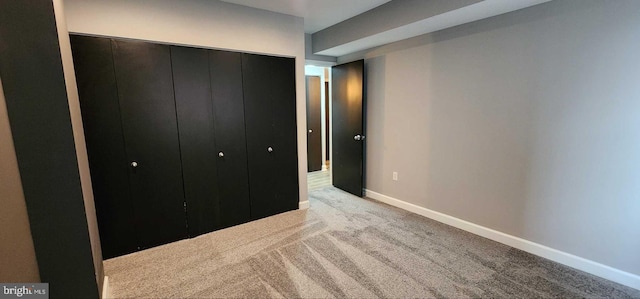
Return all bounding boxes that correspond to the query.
[267,147,273,153]
[308,129,313,133]
[354,135,362,141]
[218,152,224,158]
[131,161,138,168]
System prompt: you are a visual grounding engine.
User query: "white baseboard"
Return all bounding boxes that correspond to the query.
[102,275,110,299]
[299,200,310,210]
[364,189,640,290]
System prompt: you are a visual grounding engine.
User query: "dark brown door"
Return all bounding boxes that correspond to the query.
[209,50,252,229]
[112,40,188,250]
[71,35,138,259]
[325,82,330,160]
[306,76,322,172]
[171,47,252,234]
[242,53,299,220]
[332,60,365,196]
[170,45,220,237]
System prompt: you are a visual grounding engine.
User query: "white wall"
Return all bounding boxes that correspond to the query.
[64,0,308,204]
[344,0,640,281]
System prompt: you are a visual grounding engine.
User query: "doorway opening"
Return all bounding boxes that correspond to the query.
[305,65,331,191]
[305,61,365,196]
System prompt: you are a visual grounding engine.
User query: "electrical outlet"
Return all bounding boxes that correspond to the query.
[393,171,398,181]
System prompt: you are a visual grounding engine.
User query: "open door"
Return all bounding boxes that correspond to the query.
[331,60,365,196]
[306,76,323,172]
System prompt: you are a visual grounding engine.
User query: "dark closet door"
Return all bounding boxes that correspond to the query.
[70,35,138,259]
[112,39,187,249]
[271,57,299,214]
[210,50,252,228]
[242,54,299,220]
[332,60,365,197]
[306,76,322,172]
[171,46,219,236]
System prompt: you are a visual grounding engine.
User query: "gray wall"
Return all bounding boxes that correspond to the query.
[305,34,336,64]
[0,78,40,282]
[349,0,640,276]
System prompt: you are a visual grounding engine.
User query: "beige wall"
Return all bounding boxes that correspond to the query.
[54,0,104,293]
[0,78,40,282]
[344,0,640,277]
[64,0,308,204]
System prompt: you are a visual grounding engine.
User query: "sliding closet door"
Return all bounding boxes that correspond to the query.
[243,54,299,220]
[210,50,252,228]
[70,35,138,259]
[171,46,219,236]
[112,40,187,249]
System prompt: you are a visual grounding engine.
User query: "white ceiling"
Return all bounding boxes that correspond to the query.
[220,0,391,33]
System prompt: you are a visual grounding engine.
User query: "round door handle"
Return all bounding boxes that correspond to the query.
[131,161,138,168]
[218,152,224,158]
[354,135,361,141]
[267,147,273,153]
[308,129,313,133]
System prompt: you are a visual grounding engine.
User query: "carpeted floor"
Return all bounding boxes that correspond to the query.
[104,187,640,298]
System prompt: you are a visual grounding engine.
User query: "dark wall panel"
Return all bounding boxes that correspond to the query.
[0,1,100,298]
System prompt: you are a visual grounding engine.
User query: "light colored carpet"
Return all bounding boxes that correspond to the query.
[104,187,640,298]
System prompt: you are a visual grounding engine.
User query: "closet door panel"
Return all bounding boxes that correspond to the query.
[112,40,187,249]
[242,54,277,220]
[210,50,251,228]
[171,46,219,236]
[242,54,298,219]
[271,57,299,212]
[70,35,138,258]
